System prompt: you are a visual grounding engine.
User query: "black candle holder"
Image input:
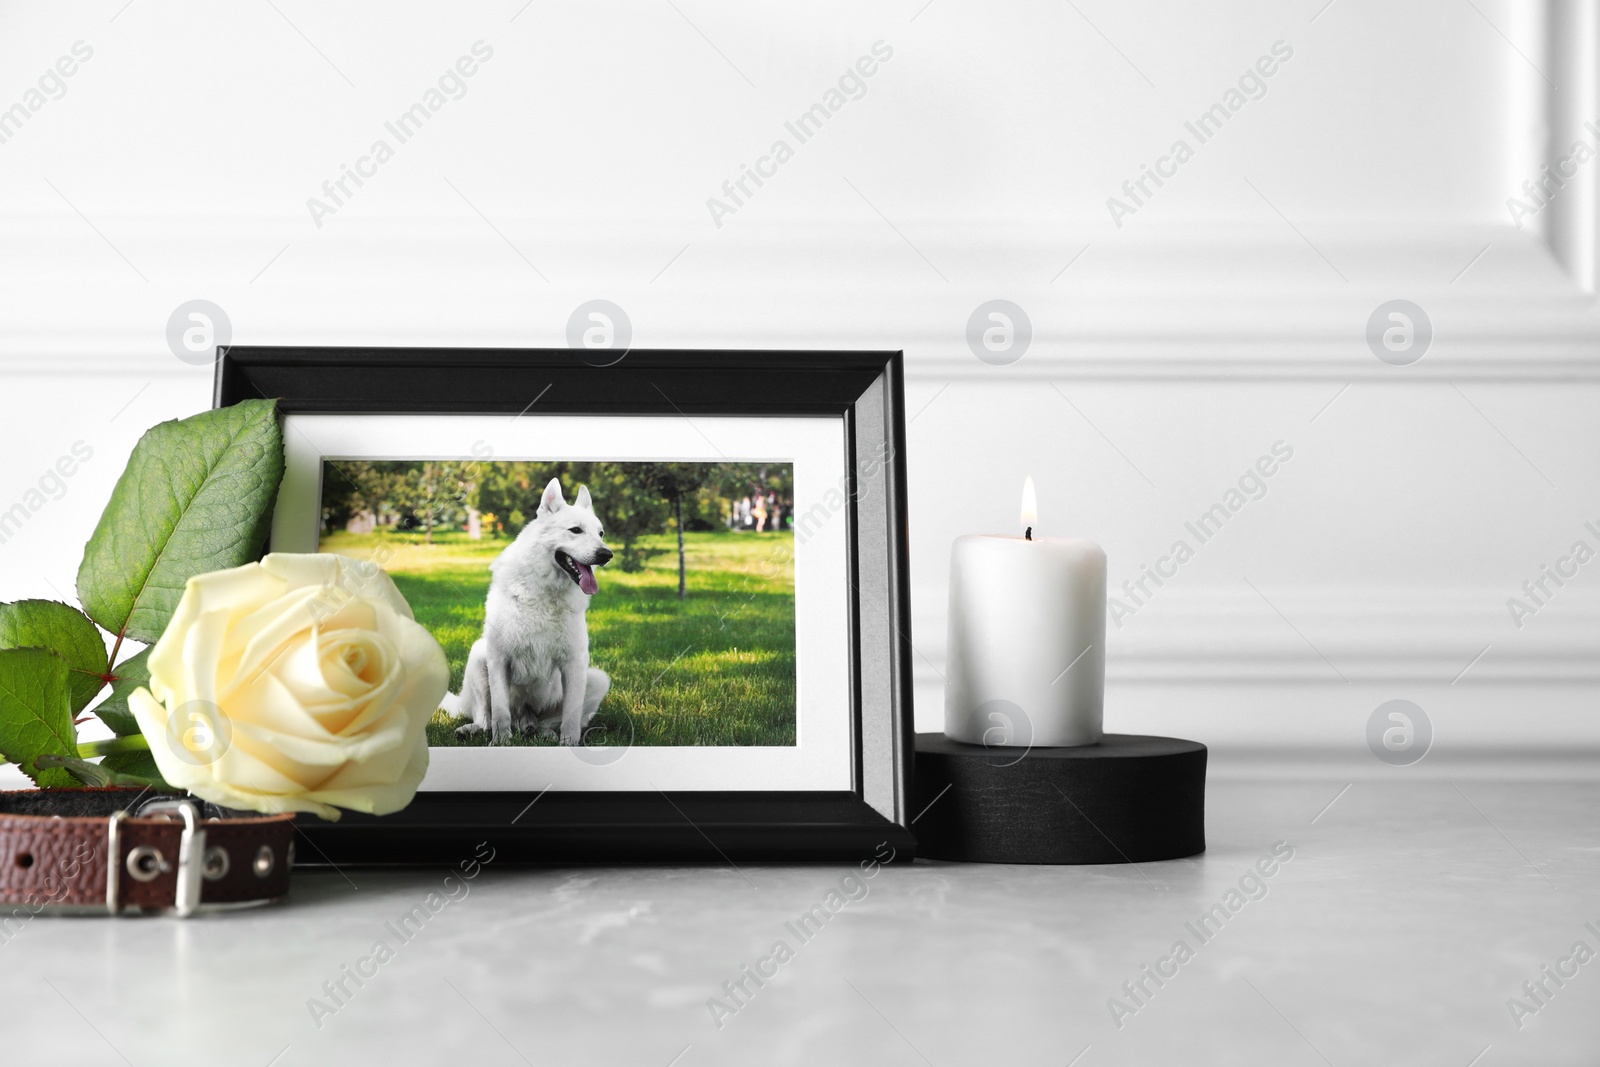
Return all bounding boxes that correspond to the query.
[911,733,1206,864]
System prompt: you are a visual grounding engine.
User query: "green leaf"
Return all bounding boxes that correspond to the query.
[92,646,150,736]
[0,649,80,788]
[35,754,166,790]
[76,399,284,644]
[98,749,171,788]
[0,600,109,714]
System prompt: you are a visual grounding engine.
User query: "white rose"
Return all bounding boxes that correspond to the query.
[129,553,447,820]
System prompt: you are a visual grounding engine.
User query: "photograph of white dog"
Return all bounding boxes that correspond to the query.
[444,478,613,744]
[317,458,797,748]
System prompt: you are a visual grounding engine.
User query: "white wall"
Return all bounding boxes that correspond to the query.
[2,0,1596,774]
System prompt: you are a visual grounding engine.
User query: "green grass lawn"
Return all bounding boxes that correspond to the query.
[318,529,796,747]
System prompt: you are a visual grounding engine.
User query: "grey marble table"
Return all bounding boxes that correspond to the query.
[0,780,1595,1066]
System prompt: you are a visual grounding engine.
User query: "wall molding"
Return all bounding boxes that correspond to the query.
[910,585,1600,688]
[5,215,1600,380]
[1538,0,1600,291]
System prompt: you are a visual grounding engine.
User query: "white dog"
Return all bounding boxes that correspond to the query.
[442,478,613,744]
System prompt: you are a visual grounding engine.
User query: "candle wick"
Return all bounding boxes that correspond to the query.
[1024,526,1032,541]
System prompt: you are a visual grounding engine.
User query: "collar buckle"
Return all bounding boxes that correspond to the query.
[108,799,206,917]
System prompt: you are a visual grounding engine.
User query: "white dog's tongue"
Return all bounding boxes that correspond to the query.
[576,561,598,595]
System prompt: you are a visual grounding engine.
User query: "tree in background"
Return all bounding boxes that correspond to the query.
[701,463,790,530]
[640,463,713,599]
[475,462,566,536]
[317,460,794,585]
[581,463,670,573]
[320,461,401,532]
[392,461,476,544]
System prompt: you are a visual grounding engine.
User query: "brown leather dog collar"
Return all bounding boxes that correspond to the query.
[0,788,295,916]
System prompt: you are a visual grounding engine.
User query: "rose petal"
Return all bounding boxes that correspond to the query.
[137,553,446,821]
[261,553,416,621]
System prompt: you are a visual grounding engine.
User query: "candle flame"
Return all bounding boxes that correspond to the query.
[1020,475,1037,535]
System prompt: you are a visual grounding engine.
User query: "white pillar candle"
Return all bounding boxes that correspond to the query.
[944,477,1106,748]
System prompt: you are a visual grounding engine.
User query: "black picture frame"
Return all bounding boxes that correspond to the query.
[214,346,917,864]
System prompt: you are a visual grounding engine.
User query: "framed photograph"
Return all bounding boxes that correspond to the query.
[215,347,916,862]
